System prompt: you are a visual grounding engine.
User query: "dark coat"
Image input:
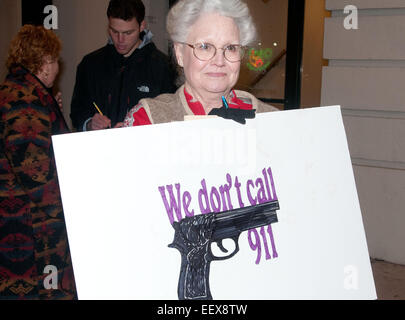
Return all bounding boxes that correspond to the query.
[70,42,177,130]
[0,66,76,299]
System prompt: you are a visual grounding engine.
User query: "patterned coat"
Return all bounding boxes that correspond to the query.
[0,66,76,299]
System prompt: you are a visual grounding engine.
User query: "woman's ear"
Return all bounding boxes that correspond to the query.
[173,42,184,67]
[36,60,50,80]
[42,62,51,74]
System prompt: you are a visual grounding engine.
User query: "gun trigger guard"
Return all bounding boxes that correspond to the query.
[211,236,240,261]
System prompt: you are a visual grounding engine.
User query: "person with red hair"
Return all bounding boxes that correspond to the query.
[0,25,76,299]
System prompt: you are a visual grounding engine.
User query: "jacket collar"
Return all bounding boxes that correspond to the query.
[8,65,48,92]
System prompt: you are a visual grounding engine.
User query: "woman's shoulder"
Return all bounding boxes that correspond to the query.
[138,86,184,110]
[142,87,186,124]
[1,69,55,116]
[124,87,184,126]
[142,91,179,105]
[0,76,31,108]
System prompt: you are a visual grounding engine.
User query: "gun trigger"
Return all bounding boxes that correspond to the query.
[216,240,229,254]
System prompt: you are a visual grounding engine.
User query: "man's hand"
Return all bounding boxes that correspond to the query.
[87,113,111,130]
[55,92,63,110]
[114,122,125,128]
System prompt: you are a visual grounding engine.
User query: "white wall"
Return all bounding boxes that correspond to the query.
[321,0,405,264]
[0,0,22,81]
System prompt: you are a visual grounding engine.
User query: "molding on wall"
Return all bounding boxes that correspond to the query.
[329,60,405,67]
[342,109,405,120]
[352,157,405,171]
[331,8,405,16]
[326,0,405,10]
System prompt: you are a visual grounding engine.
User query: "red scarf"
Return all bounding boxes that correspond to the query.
[124,88,254,126]
[184,88,253,115]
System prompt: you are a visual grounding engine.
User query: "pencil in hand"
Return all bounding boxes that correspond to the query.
[93,102,103,116]
[92,102,112,128]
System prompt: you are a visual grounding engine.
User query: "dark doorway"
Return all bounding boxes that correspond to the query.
[283,0,305,110]
[21,0,53,26]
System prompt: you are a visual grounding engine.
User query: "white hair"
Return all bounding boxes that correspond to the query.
[167,0,257,46]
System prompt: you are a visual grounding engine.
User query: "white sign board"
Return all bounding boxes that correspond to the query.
[52,106,376,300]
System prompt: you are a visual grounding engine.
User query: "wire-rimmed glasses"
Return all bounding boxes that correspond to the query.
[180,42,246,62]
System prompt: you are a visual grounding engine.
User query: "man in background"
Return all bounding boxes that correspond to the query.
[70,0,176,131]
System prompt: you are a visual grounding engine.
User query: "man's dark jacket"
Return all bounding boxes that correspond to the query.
[70,38,176,130]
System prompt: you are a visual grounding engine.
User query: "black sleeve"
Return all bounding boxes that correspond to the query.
[151,51,178,95]
[70,59,94,131]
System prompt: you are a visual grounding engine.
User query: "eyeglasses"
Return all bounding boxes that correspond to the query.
[180,42,246,62]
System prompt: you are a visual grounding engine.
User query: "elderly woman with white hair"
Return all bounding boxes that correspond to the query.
[121,0,278,127]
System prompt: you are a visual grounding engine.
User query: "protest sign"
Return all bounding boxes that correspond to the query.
[53,106,376,299]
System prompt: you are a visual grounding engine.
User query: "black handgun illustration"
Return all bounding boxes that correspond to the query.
[168,200,280,300]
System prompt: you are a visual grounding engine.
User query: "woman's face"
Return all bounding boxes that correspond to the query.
[175,13,241,99]
[40,57,59,88]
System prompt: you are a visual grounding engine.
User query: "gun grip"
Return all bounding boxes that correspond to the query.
[179,245,213,300]
[168,219,215,300]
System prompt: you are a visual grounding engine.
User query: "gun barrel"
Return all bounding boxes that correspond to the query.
[212,200,279,241]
